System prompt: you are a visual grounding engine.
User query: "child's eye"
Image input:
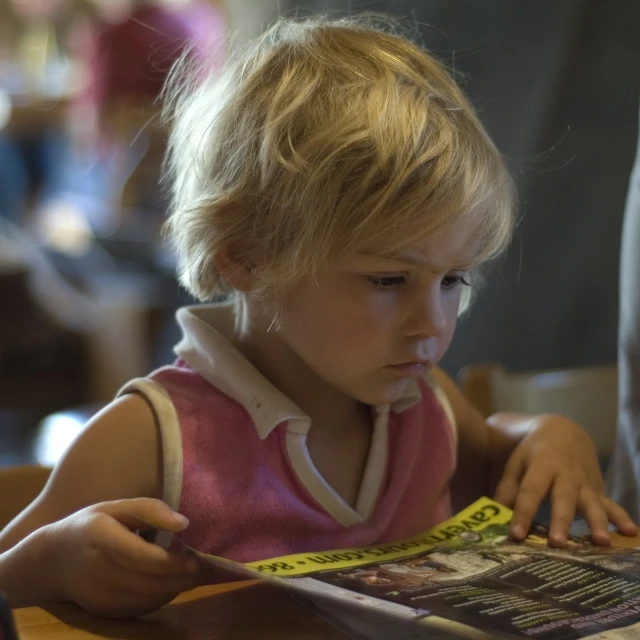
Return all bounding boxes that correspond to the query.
[366,275,407,290]
[441,274,470,290]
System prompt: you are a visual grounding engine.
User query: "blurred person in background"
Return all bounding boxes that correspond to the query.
[0,0,226,402]
[0,0,88,224]
[0,0,226,236]
[61,0,227,236]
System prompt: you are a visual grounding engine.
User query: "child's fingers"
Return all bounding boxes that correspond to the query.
[493,452,525,507]
[109,539,199,577]
[578,486,611,545]
[95,516,200,576]
[494,474,520,510]
[90,553,200,599]
[509,468,554,540]
[602,497,638,536]
[547,480,578,547]
[96,497,189,533]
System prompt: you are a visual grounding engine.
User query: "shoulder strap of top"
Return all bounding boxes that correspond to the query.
[117,378,184,547]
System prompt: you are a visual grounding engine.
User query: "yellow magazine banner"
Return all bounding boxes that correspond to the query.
[246,497,514,577]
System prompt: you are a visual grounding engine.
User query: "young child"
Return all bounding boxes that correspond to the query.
[0,16,635,619]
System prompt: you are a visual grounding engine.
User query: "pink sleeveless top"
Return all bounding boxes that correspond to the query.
[120,305,457,563]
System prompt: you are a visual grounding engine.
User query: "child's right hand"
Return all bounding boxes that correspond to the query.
[46,497,201,618]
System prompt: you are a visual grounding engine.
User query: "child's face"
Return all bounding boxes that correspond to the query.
[272,219,478,406]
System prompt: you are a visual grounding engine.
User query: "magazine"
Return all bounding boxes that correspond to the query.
[184,498,640,639]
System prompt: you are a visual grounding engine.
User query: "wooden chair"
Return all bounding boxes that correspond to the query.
[458,363,618,460]
[0,464,51,530]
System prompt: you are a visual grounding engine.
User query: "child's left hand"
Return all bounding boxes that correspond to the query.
[491,414,637,546]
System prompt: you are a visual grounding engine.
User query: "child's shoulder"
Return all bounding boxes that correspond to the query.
[0,394,163,544]
[54,393,162,501]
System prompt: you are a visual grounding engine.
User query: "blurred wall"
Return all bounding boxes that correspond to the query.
[286,0,640,376]
[224,0,282,44]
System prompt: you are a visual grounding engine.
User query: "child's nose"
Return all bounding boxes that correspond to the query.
[402,291,447,338]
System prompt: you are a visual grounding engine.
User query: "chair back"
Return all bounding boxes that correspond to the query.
[459,364,618,458]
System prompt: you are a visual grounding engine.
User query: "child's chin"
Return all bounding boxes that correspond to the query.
[360,380,419,407]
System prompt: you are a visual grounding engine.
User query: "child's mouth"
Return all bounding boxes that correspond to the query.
[386,362,429,376]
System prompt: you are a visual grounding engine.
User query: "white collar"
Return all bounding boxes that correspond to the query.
[174,303,421,439]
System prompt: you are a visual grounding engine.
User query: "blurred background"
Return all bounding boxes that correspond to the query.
[0,0,639,467]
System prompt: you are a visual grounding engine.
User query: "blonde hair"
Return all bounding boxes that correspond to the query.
[163,15,515,311]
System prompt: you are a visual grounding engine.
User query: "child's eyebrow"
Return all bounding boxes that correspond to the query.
[359,252,477,272]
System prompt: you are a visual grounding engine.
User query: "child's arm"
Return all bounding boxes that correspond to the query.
[0,394,200,617]
[431,367,637,547]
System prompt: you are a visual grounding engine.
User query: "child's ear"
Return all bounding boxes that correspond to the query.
[214,245,255,292]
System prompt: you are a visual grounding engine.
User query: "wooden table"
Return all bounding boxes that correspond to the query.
[13,580,350,639]
[13,532,640,639]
